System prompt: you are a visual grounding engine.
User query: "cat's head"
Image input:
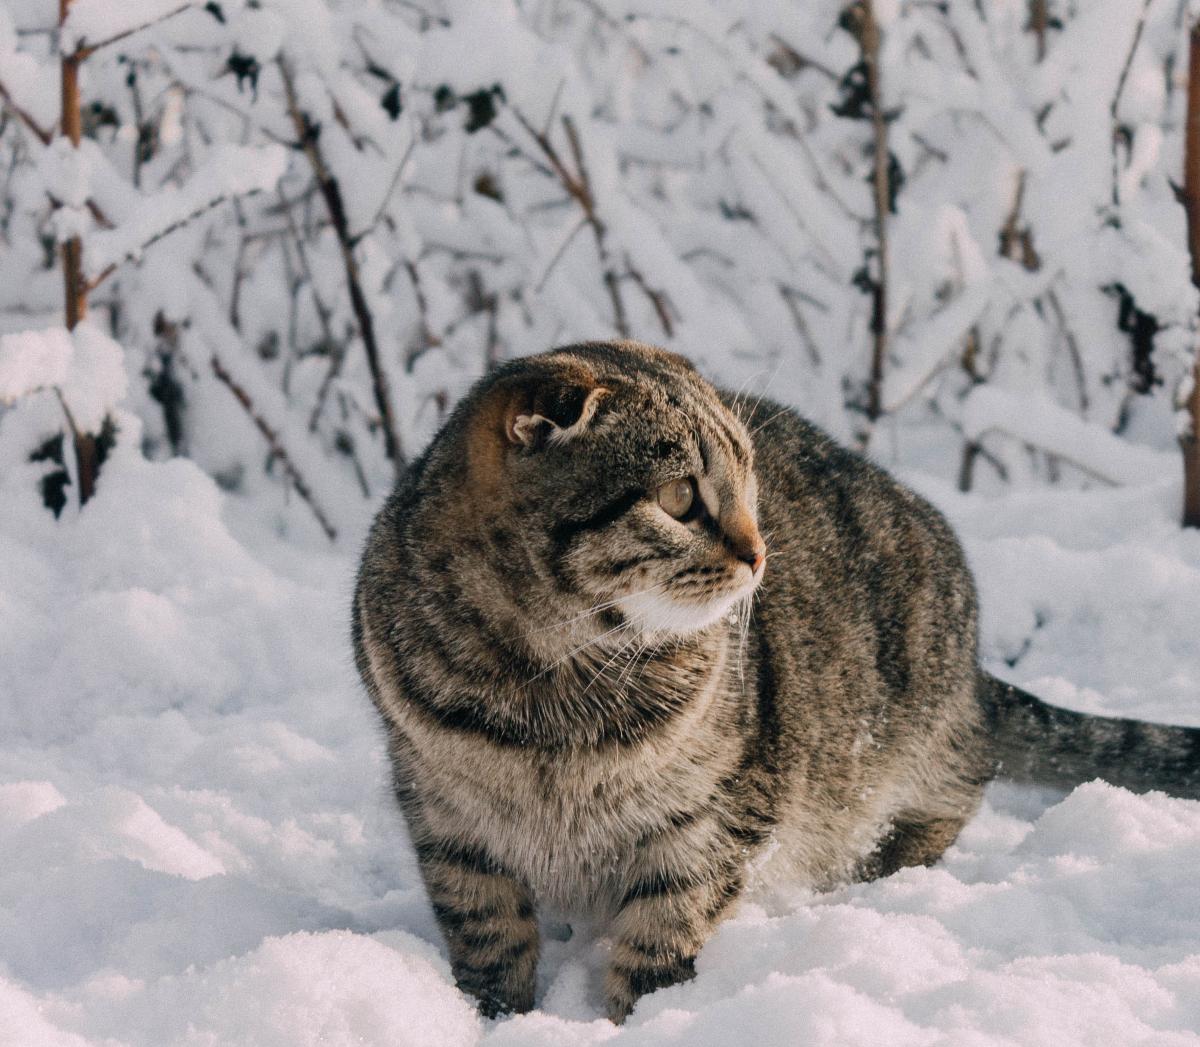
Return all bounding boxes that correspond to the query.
[448,341,764,647]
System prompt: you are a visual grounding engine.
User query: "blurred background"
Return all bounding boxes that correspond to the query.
[3,0,1197,543]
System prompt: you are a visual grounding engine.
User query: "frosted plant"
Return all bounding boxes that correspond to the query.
[0,0,1196,533]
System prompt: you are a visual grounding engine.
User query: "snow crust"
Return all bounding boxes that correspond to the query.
[2,406,1199,1045]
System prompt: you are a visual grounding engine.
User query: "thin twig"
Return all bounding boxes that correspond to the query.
[73,3,194,59]
[271,186,341,432]
[534,216,588,293]
[860,0,891,426]
[513,107,629,337]
[562,114,628,336]
[0,80,53,144]
[279,55,404,470]
[1045,287,1090,413]
[88,191,248,290]
[625,261,674,338]
[1110,0,1154,207]
[1180,19,1200,527]
[1027,0,1048,62]
[210,353,338,541]
[779,284,823,366]
[357,135,417,241]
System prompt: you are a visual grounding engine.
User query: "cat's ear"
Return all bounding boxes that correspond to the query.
[466,365,610,485]
[504,382,610,449]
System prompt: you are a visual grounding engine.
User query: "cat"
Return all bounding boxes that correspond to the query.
[352,339,1200,1023]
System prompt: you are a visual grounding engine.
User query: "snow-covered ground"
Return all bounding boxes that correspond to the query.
[2,411,1200,1047]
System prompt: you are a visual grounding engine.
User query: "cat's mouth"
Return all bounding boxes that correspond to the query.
[616,566,761,637]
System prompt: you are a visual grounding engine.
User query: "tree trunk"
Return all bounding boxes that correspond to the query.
[60,0,99,504]
[1181,23,1200,527]
[856,0,889,429]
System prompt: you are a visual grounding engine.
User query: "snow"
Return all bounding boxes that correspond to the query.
[85,144,289,280]
[960,385,1174,487]
[0,324,126,432]
[2,394,1200,1046]
[62,0,202,54]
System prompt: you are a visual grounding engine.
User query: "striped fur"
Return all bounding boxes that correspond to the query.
[352,340,1197,1023]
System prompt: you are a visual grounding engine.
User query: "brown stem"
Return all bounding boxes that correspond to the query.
[859,0,890,425]
[1182,23,1200,527]
[1045,288,1089,414]
[270,186,342,432]
[210,353,338,541]
[88,191,242,290]
[1027,0,1048,62]
[562,114,628,337]
[625,261,674,339]
[515,107,629,337]
[1111,0,1153,208]
[958,439,1012,494]
[59,0,100,505]
[72,3,192,59]
[998,169,1040,272]
[0,80,53,144]
[279,57,403,470]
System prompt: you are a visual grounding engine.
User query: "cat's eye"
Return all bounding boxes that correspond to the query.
[657,478,695,520]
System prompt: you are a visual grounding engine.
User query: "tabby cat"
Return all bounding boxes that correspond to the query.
[353,340,1200,1023]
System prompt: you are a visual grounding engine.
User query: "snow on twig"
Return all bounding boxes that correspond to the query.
[85,144,288,283]
[962,385,1172,487]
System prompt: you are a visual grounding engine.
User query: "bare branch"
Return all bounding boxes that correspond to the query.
[625,261,674,339]
[969,427,1121,488]
[512,106,629,336]
[73,3,194,60]
[1181,20,1200,527]
[1110,0,1154,207]
[0,80,53,145]
[1027,0,1048,62]
[533,216,588,293]
[269,186,343,432]
[279,55,404,470]
[210,353,338,542]
[356,135,417,241]
[1045,287,1090,414]
[87,190,252,290]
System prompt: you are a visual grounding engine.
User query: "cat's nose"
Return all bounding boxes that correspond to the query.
[737,543,766,574]
[744,547,766,574]
[724,512,766,574]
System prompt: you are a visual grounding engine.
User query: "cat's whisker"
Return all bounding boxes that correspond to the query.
[577,628,643,698]
[523,580,671,638]
[614,630,654,692]
[749,404,793,437]
[727,366,771,423]
[737,356,786,426]
[522,618,634,687]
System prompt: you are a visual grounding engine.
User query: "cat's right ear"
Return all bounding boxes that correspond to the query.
[466,365,609,483]
[504,383,610,450]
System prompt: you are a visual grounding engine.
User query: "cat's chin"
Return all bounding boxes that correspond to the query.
[618,582,755,639]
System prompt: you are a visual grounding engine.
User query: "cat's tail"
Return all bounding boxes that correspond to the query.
[979,673,1200,799]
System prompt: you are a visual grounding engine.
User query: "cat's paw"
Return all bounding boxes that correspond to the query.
[604,953,696,1024]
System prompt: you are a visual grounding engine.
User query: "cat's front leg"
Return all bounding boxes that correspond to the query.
[417,837,540,1017]
[605,847,743,1023]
